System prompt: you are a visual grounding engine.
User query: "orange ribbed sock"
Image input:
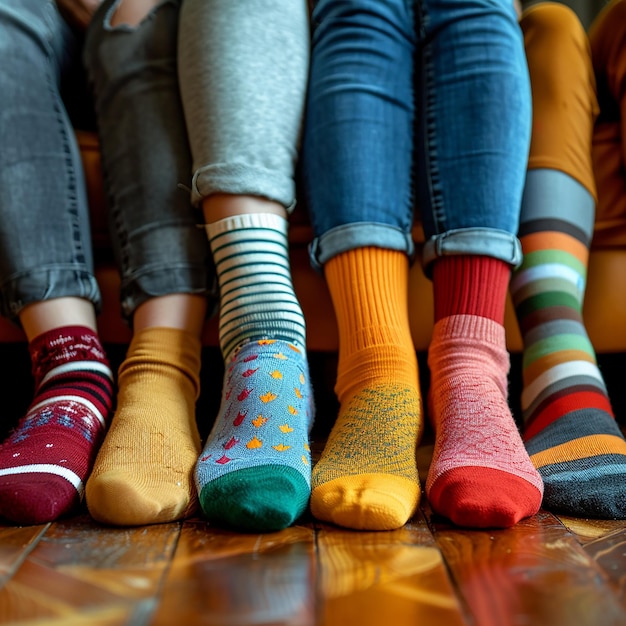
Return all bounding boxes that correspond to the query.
[311,248,423,530]
[425,256,543,528]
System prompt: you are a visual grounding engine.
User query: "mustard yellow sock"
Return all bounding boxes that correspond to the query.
[311,248,423,530]
[86,327,202,525]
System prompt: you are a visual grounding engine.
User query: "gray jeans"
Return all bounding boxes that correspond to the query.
[0,0,309,323]
[0,0,101,320]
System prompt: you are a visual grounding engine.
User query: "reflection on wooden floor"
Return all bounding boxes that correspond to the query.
[1,441,625,626]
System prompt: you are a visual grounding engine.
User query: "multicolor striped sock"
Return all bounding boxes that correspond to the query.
[0,327,113,524]
[196,213,314,531]
[512,170,626,518]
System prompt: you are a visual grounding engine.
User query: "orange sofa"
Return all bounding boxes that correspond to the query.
[1,130,626,355]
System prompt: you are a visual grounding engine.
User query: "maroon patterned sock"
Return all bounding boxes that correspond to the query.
[0,326,114,524]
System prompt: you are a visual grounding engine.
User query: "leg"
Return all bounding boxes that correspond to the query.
[301,0,423,531]
[513,2,626,518]
[178,0,313,532]
[0,0,113,524]
[589,0,626,247]
[417,0,543,527]
[83,0,213,525]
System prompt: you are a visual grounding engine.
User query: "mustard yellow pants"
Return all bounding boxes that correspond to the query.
[521,0,626,248]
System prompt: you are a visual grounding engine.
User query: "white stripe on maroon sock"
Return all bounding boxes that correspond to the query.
[0,464,83,491]
[39,360,114,386]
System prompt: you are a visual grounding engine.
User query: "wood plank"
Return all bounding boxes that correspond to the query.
[1,508,625,624]
[0,514,180,625]
[316,511,468,626]
[556,515,626,543]
[4,608,137,626]
[0,524,47,586]
[551,514,626,605]
[430,509,626,626]
[151,520,316,626]
[35,515,180,596]
[578,526,626,606]
[0,560,134,625]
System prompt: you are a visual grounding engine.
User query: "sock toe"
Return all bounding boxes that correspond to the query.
[429,468,542,528]
[540,467,626,519]
[311,473,419,530]
[0,476,78,525]
[198,466,310,532]
[87,471,196,525]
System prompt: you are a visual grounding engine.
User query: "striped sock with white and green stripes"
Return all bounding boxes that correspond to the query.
[196,212,314,531]
[511,170,626,518]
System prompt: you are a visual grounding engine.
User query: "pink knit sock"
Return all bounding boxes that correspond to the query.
[425,315,543,528]
[0,327,114,524]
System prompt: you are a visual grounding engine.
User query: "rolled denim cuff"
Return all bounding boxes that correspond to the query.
[119,265,218,322]
[422,227,522,276]
[0,268,102,323]
[309,222,415,272]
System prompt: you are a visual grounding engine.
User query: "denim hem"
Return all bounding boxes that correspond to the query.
[309,222,415,271]
[119,265,217,320]
[422,227,522,275]
[0,268,101,322]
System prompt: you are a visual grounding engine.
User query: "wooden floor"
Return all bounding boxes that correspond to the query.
[1,438,625,626]
[1,349,626,625]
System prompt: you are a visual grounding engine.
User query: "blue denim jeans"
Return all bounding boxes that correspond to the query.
[303,0,529,273]
[0,0,101,320]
